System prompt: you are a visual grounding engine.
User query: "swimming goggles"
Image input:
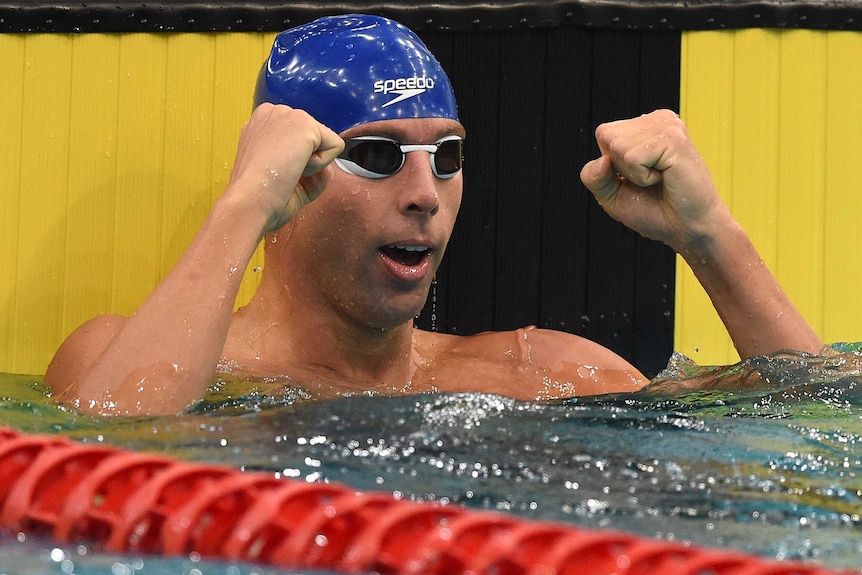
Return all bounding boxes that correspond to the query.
[335,135,463,179]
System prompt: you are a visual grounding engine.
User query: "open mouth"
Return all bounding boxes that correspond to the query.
[379,245,431,267]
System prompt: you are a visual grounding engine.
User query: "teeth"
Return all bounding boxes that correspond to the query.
[393,245,427,252]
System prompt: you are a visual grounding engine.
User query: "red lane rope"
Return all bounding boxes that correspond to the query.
[0,427,851,575]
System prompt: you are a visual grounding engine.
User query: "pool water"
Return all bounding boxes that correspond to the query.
[1,347,861,573]
[0,531,331,575]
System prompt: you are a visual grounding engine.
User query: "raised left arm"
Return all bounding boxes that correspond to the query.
[580,110,822,359]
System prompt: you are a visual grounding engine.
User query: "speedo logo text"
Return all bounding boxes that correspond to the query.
[374,77,435,108]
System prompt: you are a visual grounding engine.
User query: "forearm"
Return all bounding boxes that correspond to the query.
[67,195,267,415]
[580,110,822,360]
[679,212,822,359]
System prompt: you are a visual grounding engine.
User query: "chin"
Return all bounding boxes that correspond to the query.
[364,293,429,331]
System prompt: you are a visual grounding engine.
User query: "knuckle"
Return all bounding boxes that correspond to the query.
[653,109,680,124]
[607,136,626,156]
[595,122,614,146]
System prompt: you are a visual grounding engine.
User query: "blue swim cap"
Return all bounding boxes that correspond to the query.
[254,14,459,134]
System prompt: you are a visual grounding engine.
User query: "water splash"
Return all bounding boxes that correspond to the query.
[4,346,862,569]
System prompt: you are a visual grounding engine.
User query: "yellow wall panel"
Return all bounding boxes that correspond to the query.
[0,35,25,370]
[64,34,121,339]
[160,34,217,278]
[823,32,862,341]
[14,35,73,372]
[679,28,862,365]
[113,34,168,315]
[775,30,826,332]
[730,29,781,262]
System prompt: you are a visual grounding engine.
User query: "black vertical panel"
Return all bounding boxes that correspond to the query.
[418,26,679,376]
[446,32,503,334]
[539,26,595,334]
[493,30,548,330]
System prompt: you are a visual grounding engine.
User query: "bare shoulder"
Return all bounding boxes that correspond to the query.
[423,326,639,368]
[414,326,648,398]
[45,314,128,397]
[512,327,645,372]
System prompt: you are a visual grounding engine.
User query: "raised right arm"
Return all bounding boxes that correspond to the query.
[46,104,343,416]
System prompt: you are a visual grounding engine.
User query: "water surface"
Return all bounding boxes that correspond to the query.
[1,349,861,572]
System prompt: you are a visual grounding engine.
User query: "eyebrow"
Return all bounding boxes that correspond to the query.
[342,121,466,141]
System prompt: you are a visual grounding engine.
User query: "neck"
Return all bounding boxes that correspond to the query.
[232,279,420,396]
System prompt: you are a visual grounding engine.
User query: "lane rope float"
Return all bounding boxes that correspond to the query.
[0,427,851,575]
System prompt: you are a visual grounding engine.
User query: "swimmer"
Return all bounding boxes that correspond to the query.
[45,14,822,415]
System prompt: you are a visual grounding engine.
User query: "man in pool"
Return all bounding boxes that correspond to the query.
[45,14,822,415]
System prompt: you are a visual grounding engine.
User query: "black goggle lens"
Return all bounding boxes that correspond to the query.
[432,139,462,174]
[346,141,403,174]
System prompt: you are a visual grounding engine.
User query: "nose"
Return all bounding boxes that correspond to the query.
[398,151,440,216]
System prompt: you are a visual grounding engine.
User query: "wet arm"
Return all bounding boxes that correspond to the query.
[580,110,822,360]
[674,206,822,358]
[46,192,270,416]
[46,104,343,416]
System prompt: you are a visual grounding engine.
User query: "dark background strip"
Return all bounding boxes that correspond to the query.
[2,0,862,33]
